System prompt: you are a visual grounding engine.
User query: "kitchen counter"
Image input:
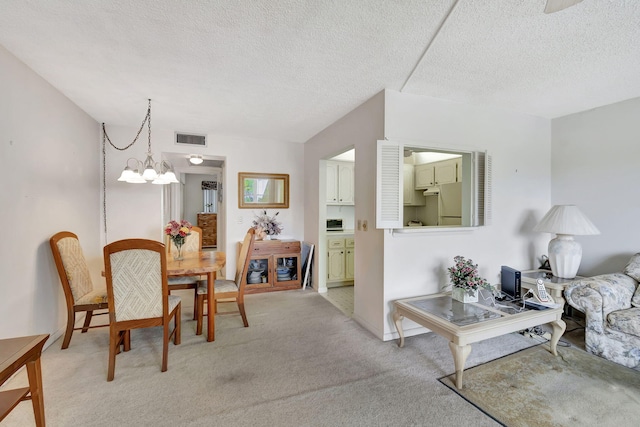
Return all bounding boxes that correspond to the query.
[326,230,354,236]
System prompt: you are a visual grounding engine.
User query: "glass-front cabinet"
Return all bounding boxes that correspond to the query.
[245,239,301,293]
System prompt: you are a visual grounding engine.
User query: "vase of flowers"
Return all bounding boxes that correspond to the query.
[252,210,283,240]
[447,255,491,303]
[164,220,193,260]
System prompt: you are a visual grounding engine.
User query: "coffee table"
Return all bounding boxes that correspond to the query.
[393,292,566,389]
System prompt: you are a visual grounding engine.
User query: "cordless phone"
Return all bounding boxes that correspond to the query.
[535,278,550,303]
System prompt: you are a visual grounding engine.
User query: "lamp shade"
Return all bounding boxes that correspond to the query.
[534,205,599,279]
[533,205,600,236]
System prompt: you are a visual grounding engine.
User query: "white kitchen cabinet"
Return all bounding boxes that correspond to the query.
[403,164,426,206]
[345,238,355,280]
[434,158,459,185]
[414,163,435,189]
[327,236,355,284]
[326,161,354,205]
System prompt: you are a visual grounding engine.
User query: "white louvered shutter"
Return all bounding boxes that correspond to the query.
[376,140,403,229]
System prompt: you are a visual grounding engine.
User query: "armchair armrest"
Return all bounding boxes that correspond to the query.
[565,273,637,334]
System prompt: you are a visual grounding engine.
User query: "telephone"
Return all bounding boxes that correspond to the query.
[529,279,554,304]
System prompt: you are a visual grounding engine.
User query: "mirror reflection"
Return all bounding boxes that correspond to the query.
[403,147,472,228]
[238,172,289,209]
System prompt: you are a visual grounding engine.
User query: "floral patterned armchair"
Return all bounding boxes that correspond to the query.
[565,254,640,370]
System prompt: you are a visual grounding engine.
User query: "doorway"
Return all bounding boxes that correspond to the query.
[319,148,355,317]
[161,153,225,257]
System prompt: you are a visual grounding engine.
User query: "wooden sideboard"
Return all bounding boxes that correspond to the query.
[197,213,217,248]
[244,239,301,293]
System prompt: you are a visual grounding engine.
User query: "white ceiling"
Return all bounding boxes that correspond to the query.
[1,0,639,143]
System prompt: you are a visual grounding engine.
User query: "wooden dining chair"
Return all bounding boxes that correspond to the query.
[103,239,181,382]
[195,228,256,334]
[50,231,109,349]
[166,226,202,320]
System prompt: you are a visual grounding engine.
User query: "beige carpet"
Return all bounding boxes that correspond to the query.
[440,344,640,427]
[2,289,543,427]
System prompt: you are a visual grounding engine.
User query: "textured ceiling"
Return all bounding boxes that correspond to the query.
[1,0,639,143]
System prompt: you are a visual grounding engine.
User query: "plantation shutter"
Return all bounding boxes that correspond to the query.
[474,151,492,226]
[376,140,403,229]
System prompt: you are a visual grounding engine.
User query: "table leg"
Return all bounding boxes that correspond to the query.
[548,318,566,356]
[206,271,216,342]
[448,342,472,389]
[393,311,405,348]
[25,357,45,427]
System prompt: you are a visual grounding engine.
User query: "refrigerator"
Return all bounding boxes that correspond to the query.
[439,182,462,226]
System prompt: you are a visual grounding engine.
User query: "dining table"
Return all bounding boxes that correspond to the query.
[166,251,226,342]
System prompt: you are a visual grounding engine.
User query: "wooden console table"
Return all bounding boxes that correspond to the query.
[1,334,49,426]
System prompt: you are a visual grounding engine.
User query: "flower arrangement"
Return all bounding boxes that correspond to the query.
[252,210,283,239]
[164,220,192,259]
[447,255,492,296]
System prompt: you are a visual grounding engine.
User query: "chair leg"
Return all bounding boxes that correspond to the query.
[174,303,182,345]
[107,327,120,381]
[123,330,131,351]
[162,321,169,373]
[193,290,198,321]
[196,294,205,335]
[238,300,249,327]
[61,308,75,349]
[82,310,93,332]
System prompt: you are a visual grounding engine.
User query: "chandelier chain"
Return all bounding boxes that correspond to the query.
[147,98,152,152]
[102,99,151,152]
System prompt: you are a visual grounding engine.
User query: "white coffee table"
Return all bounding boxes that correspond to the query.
[393,292,566,389]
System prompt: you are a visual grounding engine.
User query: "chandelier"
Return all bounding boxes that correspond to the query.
[103,99,179,184]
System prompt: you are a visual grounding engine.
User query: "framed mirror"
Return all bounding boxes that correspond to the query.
[238,172,289,209]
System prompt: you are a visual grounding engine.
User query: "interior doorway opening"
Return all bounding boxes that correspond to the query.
[161,153,226,263]
[319,148,355,317]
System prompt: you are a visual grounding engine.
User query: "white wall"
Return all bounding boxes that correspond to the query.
[102,130,304,279]
[304,92,386,336]
[551,97,640,275]
[382,90,552,340]
[0,45,100,340]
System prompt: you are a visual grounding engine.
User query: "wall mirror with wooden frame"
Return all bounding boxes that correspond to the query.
[238,172,289,209]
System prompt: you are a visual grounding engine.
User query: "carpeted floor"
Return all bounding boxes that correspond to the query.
[1,289,625,427]
[440,344,640,427]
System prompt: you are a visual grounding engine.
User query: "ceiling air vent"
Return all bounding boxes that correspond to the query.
[175,132,207,147]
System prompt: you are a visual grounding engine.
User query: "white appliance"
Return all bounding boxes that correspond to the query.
[326,218,344,232]
[439,182,462,226]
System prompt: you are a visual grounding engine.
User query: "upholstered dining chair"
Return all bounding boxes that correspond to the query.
[195,228,255,335]
[50,231,109,349]
[103,239,181,382]
[166,226,202,320]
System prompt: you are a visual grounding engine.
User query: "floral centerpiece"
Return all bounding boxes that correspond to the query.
[164,219,192,260]
[447,255,492,303]
[252,210,283,240]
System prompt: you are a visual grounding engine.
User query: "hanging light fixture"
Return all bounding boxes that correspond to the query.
[104,99,179,185]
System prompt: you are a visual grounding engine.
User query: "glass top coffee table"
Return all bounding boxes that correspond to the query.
[393,292,566,389]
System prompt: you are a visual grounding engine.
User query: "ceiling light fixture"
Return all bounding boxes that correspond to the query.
[189,155,204,165]
[103,99,179,185]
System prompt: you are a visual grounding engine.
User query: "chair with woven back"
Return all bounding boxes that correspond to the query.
[103,238,181,381]
[50,231,109,349]
[195,228,256,335]
[166,225,202,320]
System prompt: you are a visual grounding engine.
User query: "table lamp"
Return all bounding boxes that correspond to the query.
[533,205,600,279]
